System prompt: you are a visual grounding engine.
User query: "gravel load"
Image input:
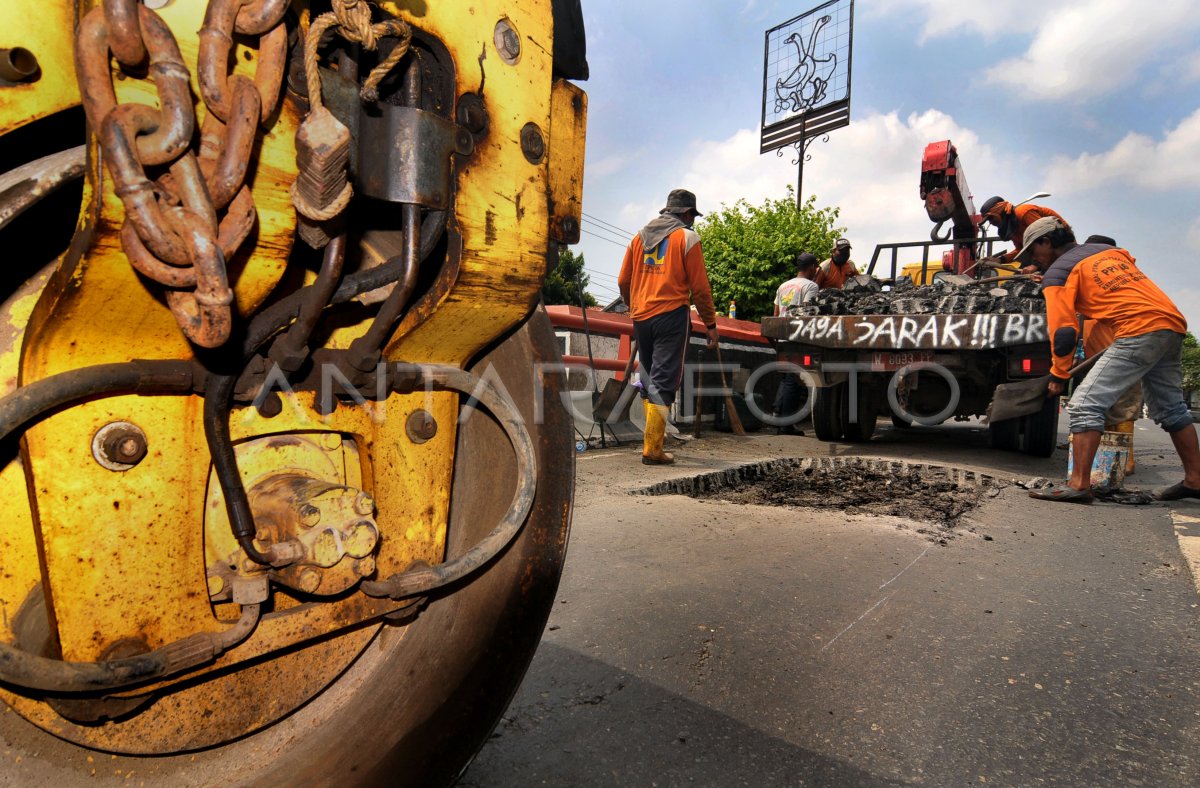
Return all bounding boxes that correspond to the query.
[787,275,1045,317]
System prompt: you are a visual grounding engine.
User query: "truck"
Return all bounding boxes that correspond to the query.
[760,140,1059,457]
[0,0,586,783]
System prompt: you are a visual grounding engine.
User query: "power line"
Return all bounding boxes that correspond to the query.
[583,266,619,282]
[582,211,634,237]
[580,217,630,243]
[580,228,629,249]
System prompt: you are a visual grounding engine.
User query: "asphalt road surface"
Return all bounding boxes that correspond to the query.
[462,418,1200,786]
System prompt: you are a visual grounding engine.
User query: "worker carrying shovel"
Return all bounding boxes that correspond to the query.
[1017,216,1200,504]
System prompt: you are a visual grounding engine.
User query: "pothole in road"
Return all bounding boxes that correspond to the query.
[635,457,1004,541]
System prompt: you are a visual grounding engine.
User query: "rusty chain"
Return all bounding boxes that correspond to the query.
[74,0,288,348]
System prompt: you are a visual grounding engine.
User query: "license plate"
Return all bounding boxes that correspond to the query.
[870,350,934,371]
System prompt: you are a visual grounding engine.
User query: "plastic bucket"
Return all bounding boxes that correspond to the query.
[1067,431,1132,490]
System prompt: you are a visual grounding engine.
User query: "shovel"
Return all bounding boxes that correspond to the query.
[715,345,745,436]
[986,351,1104,424]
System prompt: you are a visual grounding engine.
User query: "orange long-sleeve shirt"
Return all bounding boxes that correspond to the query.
[1042,244,1186,380]
[618,226,717,326]
[1001,204,1066,263]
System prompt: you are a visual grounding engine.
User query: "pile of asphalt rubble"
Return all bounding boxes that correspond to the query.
[695,463,988,536]
[787,275,1046,317]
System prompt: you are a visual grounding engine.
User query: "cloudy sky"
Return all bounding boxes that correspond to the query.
[569,0,1200,329]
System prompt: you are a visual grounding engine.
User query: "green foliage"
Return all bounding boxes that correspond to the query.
[1183,332,1200,395]
[696,186,843,321]
[542,246,597,307]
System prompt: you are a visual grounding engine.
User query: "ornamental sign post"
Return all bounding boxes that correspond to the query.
[760,0,854,208]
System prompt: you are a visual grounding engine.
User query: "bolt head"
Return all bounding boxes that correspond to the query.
[299,504,321,527]
[355,556,377,578]
[298,568,322,594]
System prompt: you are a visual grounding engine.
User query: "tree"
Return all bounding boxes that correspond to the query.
[1183,332,1200,396]
[542,246,597,307]
[696,186,842,322]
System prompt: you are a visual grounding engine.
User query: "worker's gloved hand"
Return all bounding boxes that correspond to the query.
[1047,378,1066,396]
[705,326,719,350]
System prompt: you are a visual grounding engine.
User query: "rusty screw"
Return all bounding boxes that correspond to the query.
[520,123,545,164]
[406,410,438,444]
[494,19,521,63]
[457,93,488,135]
[93,422,148,470]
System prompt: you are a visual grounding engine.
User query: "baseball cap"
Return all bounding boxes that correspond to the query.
[795,252,818,268]
[1014,216,1068,264]
[834,238,851,250]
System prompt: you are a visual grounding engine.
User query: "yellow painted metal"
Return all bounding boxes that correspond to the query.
[547,79,588,245]
[380,0,565,365]
[0,0,584,754]
[0,1,79,136]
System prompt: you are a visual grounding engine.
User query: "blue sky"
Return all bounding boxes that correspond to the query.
[570,0,1200,329]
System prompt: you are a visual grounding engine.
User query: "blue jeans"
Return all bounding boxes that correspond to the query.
[1069,329,1192,434]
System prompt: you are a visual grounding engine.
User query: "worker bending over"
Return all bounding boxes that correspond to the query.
[979,196,1066,268]
[1018,216,1200,503]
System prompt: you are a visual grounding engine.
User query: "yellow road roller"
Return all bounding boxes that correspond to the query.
[0,0,585,782]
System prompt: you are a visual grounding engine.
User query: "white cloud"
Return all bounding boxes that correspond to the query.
[1044,107,1200,193]
[873,0,1034,43]
[984,2,1200,101]
[671,110,1023,270]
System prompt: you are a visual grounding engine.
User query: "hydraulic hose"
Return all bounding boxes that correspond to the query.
[206,210,445,566]
[272,232,347,369]
[0,361,195,438]
[0,359,265,693]
[360,364,537,599]
[0,604,260,694]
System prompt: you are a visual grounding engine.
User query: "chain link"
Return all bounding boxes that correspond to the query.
[74,0,288,348]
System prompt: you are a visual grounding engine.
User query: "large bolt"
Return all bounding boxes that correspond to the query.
[493,19,521,63]
[92,422,149,471]
[406,410,438,444]
[520,123,545,164]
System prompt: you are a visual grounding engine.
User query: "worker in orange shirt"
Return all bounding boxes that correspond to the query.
[979,196,1066,269]
[618,189,719,466]
[1017,216,1200,504]
[815,238,859,289]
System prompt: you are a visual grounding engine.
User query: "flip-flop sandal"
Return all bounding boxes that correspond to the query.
[1028,484,1094,504]
[1155,482,1200,501]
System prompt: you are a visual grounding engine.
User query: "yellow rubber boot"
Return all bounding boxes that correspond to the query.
[1112,420,1135,475]
[642,400,675,465]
